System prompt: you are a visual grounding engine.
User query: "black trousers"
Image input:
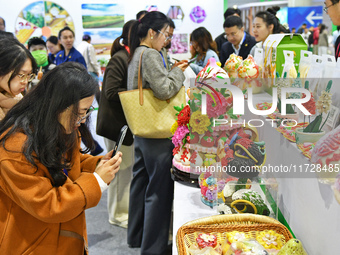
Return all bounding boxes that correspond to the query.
[127,137,174,255]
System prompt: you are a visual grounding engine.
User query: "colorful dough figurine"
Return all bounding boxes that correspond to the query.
[256,230,284,251]
[223,53,243,79]
[217,133,266,178]
[277,239,307,255]
[230,189,270,216]
[196,233,218,249]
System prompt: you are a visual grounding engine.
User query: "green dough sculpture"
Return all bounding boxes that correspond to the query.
[278,239,308,255]
[230,189,270,216]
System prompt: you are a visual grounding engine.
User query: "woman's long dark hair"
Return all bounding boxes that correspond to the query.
[190,27,218,60]
[128,11,170,62]
[110,20,135,57]
[0,38,37,92]
[0,62,98,187]
[255,6,281,34]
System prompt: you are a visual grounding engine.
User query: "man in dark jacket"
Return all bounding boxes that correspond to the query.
[215,7,241,58]
[219,16,256,67]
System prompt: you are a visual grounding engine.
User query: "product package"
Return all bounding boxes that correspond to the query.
[298,50,312,79]
[263,34,308,82]
[305,55,324,95]
[282,50,297,79]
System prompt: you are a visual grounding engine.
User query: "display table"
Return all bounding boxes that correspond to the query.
[172,182,214,255]
[172,92,340,254]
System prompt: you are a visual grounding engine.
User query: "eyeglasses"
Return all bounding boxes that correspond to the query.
[72,105,95,125]
[157,30,172,42]
[17,73,35,83]
[323,1,338,13]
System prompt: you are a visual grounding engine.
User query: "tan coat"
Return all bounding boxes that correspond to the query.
[0,131,102,254]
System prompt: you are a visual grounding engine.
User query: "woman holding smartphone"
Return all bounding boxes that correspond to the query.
[127,11,188,255]
[189,27,220,74]
[0,62,122,254]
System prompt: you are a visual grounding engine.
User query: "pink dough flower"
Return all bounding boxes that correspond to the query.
[172,125,189,147]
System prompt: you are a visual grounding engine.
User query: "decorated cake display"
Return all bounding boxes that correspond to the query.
[172,58,250,178]
[223,53,243,79]
[172,58,267,213]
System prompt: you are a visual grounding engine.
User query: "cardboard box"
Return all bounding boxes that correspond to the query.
[263,34,308,79]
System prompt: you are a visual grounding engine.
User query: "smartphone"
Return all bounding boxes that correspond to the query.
[187,56,197,64]
[172,57,180,62]
[111,125,128,157]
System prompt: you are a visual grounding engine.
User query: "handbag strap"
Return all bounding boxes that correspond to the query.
[138,49,171,105]
[138,50,145,106]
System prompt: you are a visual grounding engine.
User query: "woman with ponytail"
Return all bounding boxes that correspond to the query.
[96,20,135,229]
[126,11,188,255]
[250,6,281,56]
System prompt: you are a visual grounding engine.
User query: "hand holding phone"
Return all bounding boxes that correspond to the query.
[187,56,197,64]
[112,125,128,157]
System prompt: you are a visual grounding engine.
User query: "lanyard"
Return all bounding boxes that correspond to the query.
[63,168,68,176]
[159,52,166,68]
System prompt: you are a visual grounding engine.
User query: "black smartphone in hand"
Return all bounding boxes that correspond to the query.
[187,56,197,64]
[111,125,128,157]
[172,57,180,62]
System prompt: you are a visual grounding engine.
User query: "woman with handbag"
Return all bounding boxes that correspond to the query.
[96,20,135,229]
[126,11,188,255]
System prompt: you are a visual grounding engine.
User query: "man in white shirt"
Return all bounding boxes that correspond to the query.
[76,35,101,80]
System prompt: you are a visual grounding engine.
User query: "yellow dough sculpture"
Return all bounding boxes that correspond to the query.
[277,239,307,255]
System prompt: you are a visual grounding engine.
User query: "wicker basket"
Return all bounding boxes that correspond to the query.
[176,214,293,255]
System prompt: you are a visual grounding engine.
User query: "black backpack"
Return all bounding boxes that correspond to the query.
[308,31,314,45]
